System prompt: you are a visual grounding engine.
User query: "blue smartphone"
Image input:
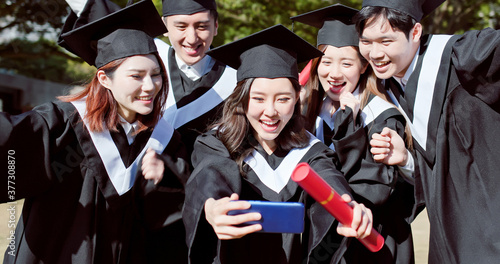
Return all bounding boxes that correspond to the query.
[227,200,305,233]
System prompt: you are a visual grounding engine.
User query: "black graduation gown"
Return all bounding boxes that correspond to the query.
[387,29,500,263]
[183,131,354,264]
[315,94,416,264]
[0,100,190,263]
[155,40,237,158]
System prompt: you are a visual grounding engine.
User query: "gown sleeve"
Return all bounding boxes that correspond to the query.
[331,106,418,263]
[0,101,76,202]
[452,28,500,109]
[183,131,241,263]
[307,142,352,197]
[135,129,191,230]
[332,105,407,206]
[133,129,192,264]
[304,142,352,263]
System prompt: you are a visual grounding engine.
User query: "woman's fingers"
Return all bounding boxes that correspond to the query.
[204,194,262,240]
[336,194,373,239]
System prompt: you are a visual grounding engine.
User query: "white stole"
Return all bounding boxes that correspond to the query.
[387,35,453,150]
[157,40,237,129]
[316,88,397,150]
[71,99,174,195]
[243,133,320,193]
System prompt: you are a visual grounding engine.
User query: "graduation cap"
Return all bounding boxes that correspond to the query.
[362,0,445,22]
[290,4,359,48]
[58,0,167,68]
[206,24,323,82]
[162,0,217,16]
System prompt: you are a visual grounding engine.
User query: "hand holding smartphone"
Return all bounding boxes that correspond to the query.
[227,200,305,234]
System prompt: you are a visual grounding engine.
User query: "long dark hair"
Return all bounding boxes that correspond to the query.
[303,45,370,132]
[59,52,168,133]
[211,77,310,174]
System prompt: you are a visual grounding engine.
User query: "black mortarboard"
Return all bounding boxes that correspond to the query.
[206,25,323,82]
[58,0,166,68]
[291,4,359,48]
[362,0,445,21]
[162,0,217,16]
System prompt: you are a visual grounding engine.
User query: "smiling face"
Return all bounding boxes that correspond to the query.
[246,78,298,153]
[317,45,367,102]
[359,15,421,79]
[98,54,162,123]
[164,10,218,66]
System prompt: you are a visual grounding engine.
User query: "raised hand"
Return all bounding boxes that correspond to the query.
[141,148,164,184]
[339,91,361,122]
[370,127,408,166]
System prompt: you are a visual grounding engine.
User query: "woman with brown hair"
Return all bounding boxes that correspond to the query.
[0,1,189,263]
[182,25,374,264]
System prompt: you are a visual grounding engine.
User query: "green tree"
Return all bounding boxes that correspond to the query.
[422,0,500,34]
[0,0,67,36]
[0,0,161,84]
[0,0,499,84]
[0,38,94,83]
[215,0,364,47]
[215,0,499,48]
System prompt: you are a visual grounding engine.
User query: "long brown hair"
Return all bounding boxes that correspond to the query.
[211,77,310,174]
[303,44,372,132]
[59,52,168,133]
[303,45,412,149]
[363,68,413,149]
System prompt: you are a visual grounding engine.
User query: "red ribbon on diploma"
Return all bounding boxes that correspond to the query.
[291,162,384,252]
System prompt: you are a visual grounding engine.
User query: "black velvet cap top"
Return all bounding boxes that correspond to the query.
[362,0,445,21]
[291,4,359,48]
[162,0,217,16]
[94,29,158,68]
[58,0,166,68]
[206,24,323,82]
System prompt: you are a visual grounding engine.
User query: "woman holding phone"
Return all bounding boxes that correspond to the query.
[182,25,374,264]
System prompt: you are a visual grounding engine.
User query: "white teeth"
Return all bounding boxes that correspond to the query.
[262,120,278,126]
[137,96,152,100]
[374,61,389,66]
[329,81,344,86]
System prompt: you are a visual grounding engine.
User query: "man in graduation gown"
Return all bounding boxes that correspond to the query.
[355,0,500,262]
[183,24,357,264]
[157,0,237,158]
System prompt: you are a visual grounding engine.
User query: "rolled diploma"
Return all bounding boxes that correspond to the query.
[298,60,312,86]
[291,162,384,252]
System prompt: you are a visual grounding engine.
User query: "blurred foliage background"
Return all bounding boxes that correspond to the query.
[1,0,499,85]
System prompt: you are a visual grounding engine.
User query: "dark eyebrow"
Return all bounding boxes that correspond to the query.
[250,91,294,96]
[125,67,161,73]
[196,19,211,24]
[360,35,394,40]
[172,21,188,25]
[324,54,357,60]
[172,19,211,25]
